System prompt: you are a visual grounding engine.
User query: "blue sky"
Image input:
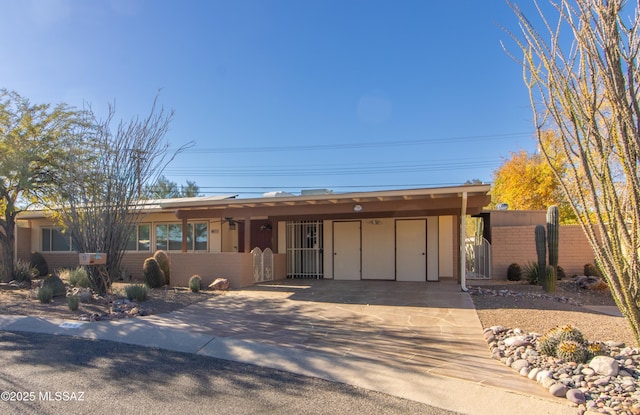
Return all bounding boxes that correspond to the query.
[0,0,542,197]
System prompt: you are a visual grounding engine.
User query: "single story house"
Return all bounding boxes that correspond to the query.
[15,184,491,288]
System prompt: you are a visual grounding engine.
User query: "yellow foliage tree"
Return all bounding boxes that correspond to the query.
[491,149,576,222]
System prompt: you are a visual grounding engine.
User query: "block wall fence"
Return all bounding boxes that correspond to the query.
[491,224,596,280]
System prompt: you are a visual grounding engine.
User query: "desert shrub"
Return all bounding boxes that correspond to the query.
[29,251,49,276]
[153,250,171,285]
[125,284,149,302]
[13,259,36,283]
[584,263,602,278]
[41,275,66,297]
[506,263,522,281]
[68,267,91,288]
[557,265,566,280]
[37,286,53,303]
[523,262,539,285]
[143,257,165,288]
[66,295,80,311]
[189,275,202,293]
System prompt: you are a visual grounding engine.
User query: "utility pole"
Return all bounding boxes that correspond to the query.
[130,148,146,198]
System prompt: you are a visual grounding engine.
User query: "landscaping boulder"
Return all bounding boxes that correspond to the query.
[71,287,93,303]
[40,275,66,298]
[589,356,619,377]
[208,278,230,291]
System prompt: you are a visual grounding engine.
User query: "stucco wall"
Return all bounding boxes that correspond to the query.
[491,225,596,279]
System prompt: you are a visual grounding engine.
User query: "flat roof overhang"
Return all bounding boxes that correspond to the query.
[165,185,491,220]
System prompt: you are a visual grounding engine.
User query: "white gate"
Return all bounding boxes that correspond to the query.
[286,220,323,278]
[465,237,492,279]
[252,247,274,283]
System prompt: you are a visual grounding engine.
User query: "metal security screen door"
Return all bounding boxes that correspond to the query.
[286,221,324,278]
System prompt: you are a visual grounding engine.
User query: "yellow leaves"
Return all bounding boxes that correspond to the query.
[491,148,577,222]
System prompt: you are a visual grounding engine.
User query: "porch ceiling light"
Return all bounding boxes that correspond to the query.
[353,204,363,212]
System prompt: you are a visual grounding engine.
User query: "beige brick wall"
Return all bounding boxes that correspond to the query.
[492,225,596,279]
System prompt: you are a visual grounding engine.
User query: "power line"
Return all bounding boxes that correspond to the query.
[175,132,532,154]
[165,157,500,176]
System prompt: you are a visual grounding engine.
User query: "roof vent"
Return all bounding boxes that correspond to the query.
[263,191,293,198]
[301,189,334,196]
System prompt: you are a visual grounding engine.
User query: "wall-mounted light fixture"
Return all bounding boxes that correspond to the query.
[370,219,381,225]
[353,204,363,212]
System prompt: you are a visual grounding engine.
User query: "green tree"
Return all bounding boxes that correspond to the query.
[491,149,576,222]
[507,0,640,343]
[0,89,89,282]
[149,175,201,198]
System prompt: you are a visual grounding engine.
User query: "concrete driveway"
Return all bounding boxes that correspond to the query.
[0,278,574,414]
[144,279,551,399]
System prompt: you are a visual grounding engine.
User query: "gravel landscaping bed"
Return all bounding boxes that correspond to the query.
[470,278,640,415]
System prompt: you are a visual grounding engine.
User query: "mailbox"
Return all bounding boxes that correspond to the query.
[79,253,107,265]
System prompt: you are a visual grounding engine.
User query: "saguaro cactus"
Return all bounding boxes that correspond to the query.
[545,205,559,293]
[535,225,546,286]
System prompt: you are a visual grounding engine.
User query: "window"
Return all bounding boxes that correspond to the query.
[42,228,77,252]
[155,222,208,251]
[126,224,151,251]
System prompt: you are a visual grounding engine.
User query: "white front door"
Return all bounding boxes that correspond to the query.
[396,219,427,282]
[333,221,361,280]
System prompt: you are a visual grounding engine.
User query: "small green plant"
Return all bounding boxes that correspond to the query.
[143,257,165,288]
[66,295,80,311]
[68,267,91,288]
[13,259,36,283]
[37,286,53,303]
[523,262,539,285]
[125,284,150,302]
[41,275,67,297]
[506,263,522,281]
[29,251,49,276]
[557,265,566,280]
[584,263,602,277]
[189,275,202,292]
[556,340,589,363]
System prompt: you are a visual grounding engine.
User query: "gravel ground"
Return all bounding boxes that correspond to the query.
[0,281,215,320]
[469,277,638,348]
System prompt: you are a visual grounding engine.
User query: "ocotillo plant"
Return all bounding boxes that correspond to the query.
[545,205,559,293]
[535,225,546,286]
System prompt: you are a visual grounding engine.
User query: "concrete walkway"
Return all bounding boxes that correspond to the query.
[0,279,577,415]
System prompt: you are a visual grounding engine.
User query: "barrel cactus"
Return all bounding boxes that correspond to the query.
[586,342,607,359]
[189,275,202,293]
[557,340,589,363]
[556,325,585,344]
[538,332,560,357]
[153,250,171,285]
[143,257,165,288]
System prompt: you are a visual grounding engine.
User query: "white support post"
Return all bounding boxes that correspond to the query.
[460,191,468,292]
